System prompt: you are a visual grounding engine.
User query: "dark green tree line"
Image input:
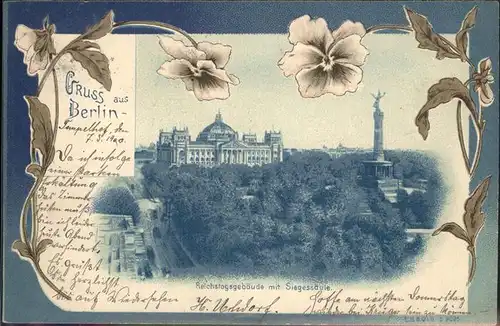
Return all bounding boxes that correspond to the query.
[140,150,443,279]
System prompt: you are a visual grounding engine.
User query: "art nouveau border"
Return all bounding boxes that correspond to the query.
[3,1,498,324]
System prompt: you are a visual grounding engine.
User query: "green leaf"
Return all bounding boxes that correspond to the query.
[455,6,478,62]
[26,163,43,178]
[12,240,32,259]
[68,49,112,91]
[69,40,101,52]
[415,77,476,140]
[82,10,115,40]
[36,239,54,256]
[25,96,55,166]
[432,222,470,244]
[463,175,491,244]
[405,7,460,60]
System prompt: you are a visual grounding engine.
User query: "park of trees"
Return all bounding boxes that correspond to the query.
[92,186,141,225]
[135,150,444,280]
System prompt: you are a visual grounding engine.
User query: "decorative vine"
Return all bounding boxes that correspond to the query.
[12,11,239,300]
[12,5,494,300]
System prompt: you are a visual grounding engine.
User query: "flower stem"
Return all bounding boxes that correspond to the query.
[466,246,477,285]
[37,48,70,97]
[437,34,475,69]
[456,101,471,174]
[30,55,59,249]
[469,120,484,177]
[23,52,69,299]
[50,55,60,150]
[365,25,476,70]
[31,194,37,249]
[113,21,198,47]
[477,96,483,126]
[465,78,484,178]
[365,24,413,34]
[19,175,44,248]
[33,259,71,300]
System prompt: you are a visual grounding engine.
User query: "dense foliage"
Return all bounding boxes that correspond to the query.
[92,186,141,225]
[386,150,444,229]
[139,150,443,279]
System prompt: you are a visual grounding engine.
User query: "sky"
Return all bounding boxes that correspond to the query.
[135,33,468,150]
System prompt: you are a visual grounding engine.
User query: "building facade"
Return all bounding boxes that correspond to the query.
[95,213,148,279]
[319,144,372,159]
[157,112,283,167]
[135,148,156,164]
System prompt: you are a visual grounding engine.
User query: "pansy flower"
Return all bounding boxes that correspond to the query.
[157,36,240,101]
[278,15,368,98]
[473,57,494,107]
[14,19,56,76]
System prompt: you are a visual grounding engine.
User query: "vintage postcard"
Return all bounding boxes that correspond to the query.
[2,1,498,324]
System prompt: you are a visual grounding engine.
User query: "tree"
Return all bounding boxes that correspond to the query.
[146,246,155,264]
[405,235,424,255]
[408,191,431,226]
[92,186,140,225]
[143,263,153,278]
[138,149,443,280]
[153,226,162,239]
[402,208,418,227]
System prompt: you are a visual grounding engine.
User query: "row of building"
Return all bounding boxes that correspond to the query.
[135,112,380,167]
[95,213,149,279]
[155,112,284,167]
